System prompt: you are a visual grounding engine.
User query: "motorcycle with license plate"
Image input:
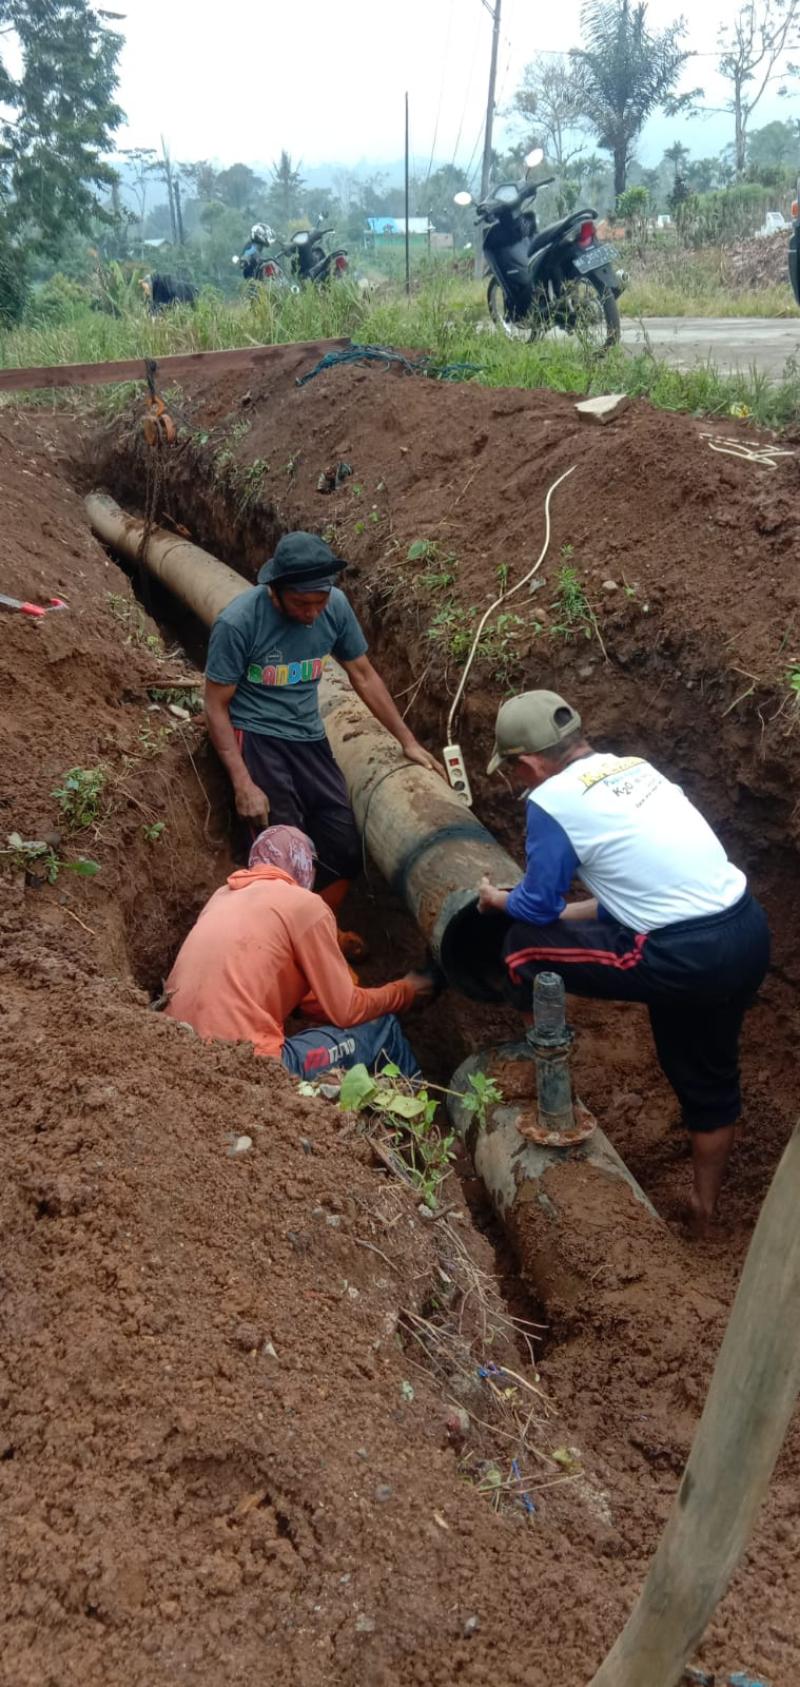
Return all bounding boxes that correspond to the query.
[454,149,625,349]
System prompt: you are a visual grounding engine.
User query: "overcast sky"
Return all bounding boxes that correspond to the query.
[115,0,800,179]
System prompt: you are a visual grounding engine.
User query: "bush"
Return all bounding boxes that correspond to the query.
[25,272,91,324]
[0,245,28,326]
[676,184,790,248]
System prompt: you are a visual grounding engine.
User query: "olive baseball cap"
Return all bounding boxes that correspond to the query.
[487,690,582,775]
[258,531,346,592]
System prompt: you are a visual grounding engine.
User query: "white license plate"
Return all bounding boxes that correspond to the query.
[573,242,616,274]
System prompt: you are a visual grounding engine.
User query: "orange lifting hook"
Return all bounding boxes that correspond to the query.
[142,393,176,447]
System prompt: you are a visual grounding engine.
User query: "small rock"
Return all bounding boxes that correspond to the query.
[575,392,630,425]
[299,1137,314,1155]
[287,1230,310,1254]
[167,703,191,721]
[446,1406,471,1442]
[232,1322,260,1353]
[374,1483,392,1504]
[601,579,619,593]
[356,1447,369,1460]
[463,1615,481,1638]
[355,1613,375,1634]
[227,1135,253,1157]
[325,1213,341,1229]
[577,662,595,680]
[261,1340,278,1360]
[339,1572,351,1584]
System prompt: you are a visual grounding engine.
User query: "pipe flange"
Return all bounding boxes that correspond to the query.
[515,1097,597,1150]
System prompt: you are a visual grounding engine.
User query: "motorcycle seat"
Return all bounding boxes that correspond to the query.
[529,208,597,253]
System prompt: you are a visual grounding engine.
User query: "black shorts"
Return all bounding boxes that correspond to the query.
[503,892,770,1132]
[238,730,361,888]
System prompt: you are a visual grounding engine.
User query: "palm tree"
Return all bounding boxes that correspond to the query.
[664,140,690,184]
[570,0,696,197]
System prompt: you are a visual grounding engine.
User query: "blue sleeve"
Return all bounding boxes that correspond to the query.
[205,608,249,685]
[332,595,368,663]
[505,802,579,925]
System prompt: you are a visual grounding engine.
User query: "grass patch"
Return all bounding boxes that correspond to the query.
[2,270,800,431]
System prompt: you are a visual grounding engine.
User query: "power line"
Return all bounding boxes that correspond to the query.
[423,0,456,186]
[449,7,484,171]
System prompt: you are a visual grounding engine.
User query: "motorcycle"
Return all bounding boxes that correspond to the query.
[454,148,624,349]
[278,220,349,285]
[232,224,287,285]
[788,177,800,306]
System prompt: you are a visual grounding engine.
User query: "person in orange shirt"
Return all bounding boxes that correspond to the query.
[164,825,431,1079]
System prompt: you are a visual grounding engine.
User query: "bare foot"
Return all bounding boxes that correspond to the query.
[686,1188,716,1241]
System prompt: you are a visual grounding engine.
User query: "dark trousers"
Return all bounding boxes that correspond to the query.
[281,1013,420,1080]
[239,731,361,889]
[503,893,770,1133]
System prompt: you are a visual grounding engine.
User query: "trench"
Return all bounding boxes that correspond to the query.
[87,457,800,1432]
[93,498,553,1351]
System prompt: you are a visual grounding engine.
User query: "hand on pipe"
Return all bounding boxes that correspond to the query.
[478,875,509,914]
[402,739,447,780]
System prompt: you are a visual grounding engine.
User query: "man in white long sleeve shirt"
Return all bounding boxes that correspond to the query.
[479,690,770,1231]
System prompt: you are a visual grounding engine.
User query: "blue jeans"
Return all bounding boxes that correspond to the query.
[281,1012,420,1080]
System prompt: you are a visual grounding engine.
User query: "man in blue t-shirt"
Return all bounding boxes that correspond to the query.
[479,689,770,1232]
[205,530,441,928]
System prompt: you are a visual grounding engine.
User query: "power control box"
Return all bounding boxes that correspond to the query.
[443,742,473,806]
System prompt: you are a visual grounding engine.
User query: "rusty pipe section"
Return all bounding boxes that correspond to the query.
[86,492,520,997]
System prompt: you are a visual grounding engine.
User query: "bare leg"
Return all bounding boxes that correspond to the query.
[689,1125,737,1235]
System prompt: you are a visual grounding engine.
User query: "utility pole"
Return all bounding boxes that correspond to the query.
[404,91,411,297]
[475,0,502,279]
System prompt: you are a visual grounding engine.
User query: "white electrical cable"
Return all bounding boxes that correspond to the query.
[445,463,576,744]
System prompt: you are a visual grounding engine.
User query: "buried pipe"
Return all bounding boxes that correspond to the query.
[448,1038,663,1324]
[85,491,522,993]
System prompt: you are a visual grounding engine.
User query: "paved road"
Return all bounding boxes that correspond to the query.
[621,316,800,377]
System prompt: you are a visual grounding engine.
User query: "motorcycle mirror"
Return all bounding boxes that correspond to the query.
[525,147,545,169]
[453,191,473,207]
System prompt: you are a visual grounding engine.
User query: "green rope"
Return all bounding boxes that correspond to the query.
[296,341,484,388]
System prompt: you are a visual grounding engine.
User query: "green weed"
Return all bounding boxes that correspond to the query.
[338,1062,455,1210]
[460,1071,504,1128]
[1,832,99,884]
[52,766,107,831]
[551,561,605,655]
[107,593,162,654]
[142,820,166,844]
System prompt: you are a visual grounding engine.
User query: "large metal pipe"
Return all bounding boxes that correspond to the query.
[449,1043,661,1323]
[86,492,520,994]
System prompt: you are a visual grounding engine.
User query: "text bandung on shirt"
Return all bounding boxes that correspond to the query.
[246,654,330,688]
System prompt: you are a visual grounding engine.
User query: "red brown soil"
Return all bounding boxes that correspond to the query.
[1,348,800,1684]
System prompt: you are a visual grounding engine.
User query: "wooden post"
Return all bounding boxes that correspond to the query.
[404,92,411,298]
[589,1121,800,1687]
[474,0,501,279]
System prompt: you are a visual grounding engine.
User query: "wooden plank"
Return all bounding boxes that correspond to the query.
[0,337,349,395]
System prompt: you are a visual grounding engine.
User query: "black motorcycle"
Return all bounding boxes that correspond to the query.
[280,222,349,285]
[455,149,624,349]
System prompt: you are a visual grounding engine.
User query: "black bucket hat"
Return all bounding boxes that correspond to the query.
[258,531,346,592]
